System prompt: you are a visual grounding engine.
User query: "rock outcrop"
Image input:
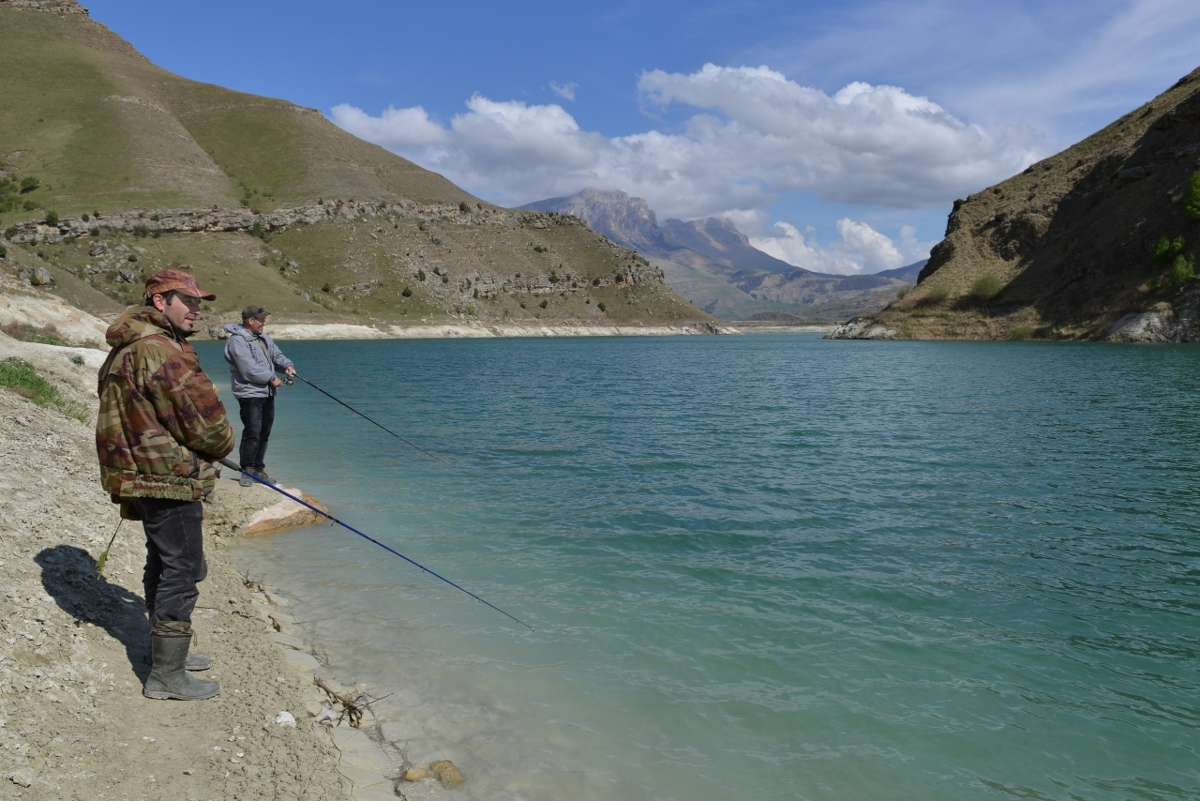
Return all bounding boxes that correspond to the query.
[835,65,1200,340]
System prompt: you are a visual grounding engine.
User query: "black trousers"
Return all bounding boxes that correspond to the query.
[237,395,275,471]
[133,498,206,635]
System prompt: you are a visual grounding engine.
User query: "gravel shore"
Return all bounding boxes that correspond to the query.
[0,333,409,800]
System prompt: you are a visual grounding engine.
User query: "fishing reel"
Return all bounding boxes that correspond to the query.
[281,375,295,386]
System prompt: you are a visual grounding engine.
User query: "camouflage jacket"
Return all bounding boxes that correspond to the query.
[96,306,234,506]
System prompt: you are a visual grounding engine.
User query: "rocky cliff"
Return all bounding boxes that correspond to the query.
[830,66,1200,341]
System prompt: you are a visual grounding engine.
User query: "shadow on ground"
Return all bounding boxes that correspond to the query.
[35,544,150,682]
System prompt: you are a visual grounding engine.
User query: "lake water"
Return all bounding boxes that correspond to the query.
[194,335,1200,801]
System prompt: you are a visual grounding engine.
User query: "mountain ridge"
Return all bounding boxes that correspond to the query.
[521,187,914,320]
[0,1,713,332]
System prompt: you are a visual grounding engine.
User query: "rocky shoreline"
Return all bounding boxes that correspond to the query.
[0,331,469,799]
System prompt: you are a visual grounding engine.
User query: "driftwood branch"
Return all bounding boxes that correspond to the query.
[313,676,368,728]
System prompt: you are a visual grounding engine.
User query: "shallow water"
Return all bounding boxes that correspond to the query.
[196,335,1200,801]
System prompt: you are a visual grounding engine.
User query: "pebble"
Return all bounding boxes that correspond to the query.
[430,760,464,788]
[403,767,429,782]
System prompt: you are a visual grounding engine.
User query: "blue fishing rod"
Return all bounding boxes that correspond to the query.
[219,458,533,631]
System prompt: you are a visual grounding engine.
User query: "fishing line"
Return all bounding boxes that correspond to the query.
[291,374,457,469]
[218,458,533,631]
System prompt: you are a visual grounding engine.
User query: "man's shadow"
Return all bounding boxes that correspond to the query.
[35,545,151,682]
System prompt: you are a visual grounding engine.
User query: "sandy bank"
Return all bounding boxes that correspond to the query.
[0,333,416,800]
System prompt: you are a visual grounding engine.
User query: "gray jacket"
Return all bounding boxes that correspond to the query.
[223,323,294,399]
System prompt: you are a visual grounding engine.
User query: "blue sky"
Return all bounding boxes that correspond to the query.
[86,0,1200,274]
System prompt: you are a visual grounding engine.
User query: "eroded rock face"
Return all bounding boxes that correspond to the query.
[1108,306,1198,342]
[825,317,897,340]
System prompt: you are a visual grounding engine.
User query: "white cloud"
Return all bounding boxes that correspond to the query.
[750,218,936,275]
[330,63,1038,220]
[549,81,578,101]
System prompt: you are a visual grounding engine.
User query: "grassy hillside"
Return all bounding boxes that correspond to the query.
[0,1,711,330]
[836,66,1200,340]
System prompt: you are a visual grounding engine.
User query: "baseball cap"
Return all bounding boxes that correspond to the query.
[242,305,269,320]
[144,269,216,301]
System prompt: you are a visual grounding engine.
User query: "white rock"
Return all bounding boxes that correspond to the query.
[274,711,296,727]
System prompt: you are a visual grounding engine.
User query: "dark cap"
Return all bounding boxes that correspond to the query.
[144,269,216,301]
[241,305,269,321]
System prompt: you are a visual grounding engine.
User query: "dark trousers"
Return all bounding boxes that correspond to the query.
[238,395,275,471]
[133,498,207,636]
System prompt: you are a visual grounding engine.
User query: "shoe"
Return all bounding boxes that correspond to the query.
[254,469,277,485]
[143,635,221,700]
[238,471,253,487]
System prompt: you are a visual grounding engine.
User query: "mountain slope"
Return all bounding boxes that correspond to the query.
[832,67,1200,341]
[0,1,710,330]
[522,188,912,320]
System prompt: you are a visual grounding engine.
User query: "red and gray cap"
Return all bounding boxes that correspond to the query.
[144,269,216,301]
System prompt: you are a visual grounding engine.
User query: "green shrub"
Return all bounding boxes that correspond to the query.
[401,287,412,297]
[0,357,87,422]
[132,223,149,237]
[150,214,160,222]
[321,282,331,293]
[81,213,89,222]
[127,254,137,263]
[1153,235,1173,264]
[442,274,449,283]
[459,201,470,212]
[592,277,600,286]
[1170,254,1195,284]
[920,285,949,305]
[0,245,5,258]
[23,200,37,211]
[539,299,548,309]
[44,210,58,227]
[89,227,99,236]
[1008,325,1034,341]
[1185,170,1200,223]
[549,271,559,283]
[970,273,1004,301]
[19,176,40,194]
[418,269,426,281]
[1,227,12,240]
[597,301,606,312]
[473,288,479,299]
[70,354,84,366]
[250,221,265,238]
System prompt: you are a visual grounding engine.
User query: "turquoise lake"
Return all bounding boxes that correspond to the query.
[194,334,1200,801]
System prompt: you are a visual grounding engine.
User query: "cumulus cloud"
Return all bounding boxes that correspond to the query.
[549,81,578,101]
[331,63,1039,219]
[750,218,936,276]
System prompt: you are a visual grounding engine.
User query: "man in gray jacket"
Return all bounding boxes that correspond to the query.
[223,306,296,486]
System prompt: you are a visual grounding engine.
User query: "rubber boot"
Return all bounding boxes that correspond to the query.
[145,609,211,671]
[143,635,221,700]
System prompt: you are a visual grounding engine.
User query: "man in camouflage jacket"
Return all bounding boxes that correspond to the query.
[96,269,234,700]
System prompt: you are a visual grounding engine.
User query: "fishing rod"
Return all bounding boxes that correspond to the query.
[218,458,533,631]
[288,373,457,469]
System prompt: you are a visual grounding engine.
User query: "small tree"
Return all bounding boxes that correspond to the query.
[1186,170,1200,224]
[1170,254,1196,284]
[44,210,58,227]
[418,269,426,281]
[401,287,412,297]
[19,177,40,194]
